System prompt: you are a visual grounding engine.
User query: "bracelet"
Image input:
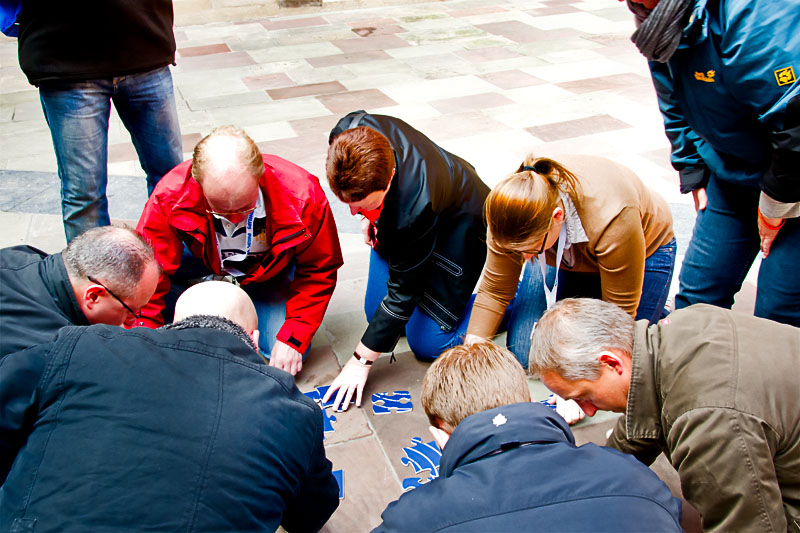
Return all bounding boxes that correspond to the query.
[758,208,785,230]
[353,352,374,366]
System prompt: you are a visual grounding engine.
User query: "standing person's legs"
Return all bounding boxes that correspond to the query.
[675,178,760,310]
[636,237,677,323]
[754,217,800,326]
[113,66,183,195]
[364,248,471,361]
[39,81,113,242]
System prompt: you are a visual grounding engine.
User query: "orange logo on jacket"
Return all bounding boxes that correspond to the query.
[774,66,796,86]
[694,70,715,82]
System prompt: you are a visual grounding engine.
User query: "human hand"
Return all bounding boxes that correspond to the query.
[757,210,784,258]
[463,333,485,345]
[692,187,707,213]
[360,217,374,246]
[548,394,585,425]
[322,356,372,411]
[270,341,303,376]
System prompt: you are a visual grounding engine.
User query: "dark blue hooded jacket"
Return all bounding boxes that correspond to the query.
[375,403,682,532]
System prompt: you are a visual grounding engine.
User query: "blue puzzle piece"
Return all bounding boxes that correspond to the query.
[401,476,430,492]
[321,409,337,440]
[371,390,412,415]
[538,395,557,410]
[400,437,441,480]
[304,385,354,410]
[333,469,344,499]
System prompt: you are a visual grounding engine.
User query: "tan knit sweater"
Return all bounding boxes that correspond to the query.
[467,155,675,338]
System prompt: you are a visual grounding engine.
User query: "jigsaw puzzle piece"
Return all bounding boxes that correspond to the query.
[333,469,344,499]
[400,437,442,478]
[304,385,355,410]
[371,390,413,415]
[538,395,557,410]
[401,477,430,492]
[321,409,337,440]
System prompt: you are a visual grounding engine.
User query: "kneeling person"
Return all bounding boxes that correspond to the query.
[530,298,800,531]
[375,341,682,532]
[0,281,339,532]
[0,226,159,359]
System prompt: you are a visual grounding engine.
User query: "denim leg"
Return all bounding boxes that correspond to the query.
[242,263,310,359]
[754,217,800,326]
[365,248,473,361]
[636,238,677,323]
[675,178,760,310]
[505,260,556,367]
[112,66,183,195]
[39,81,114,242]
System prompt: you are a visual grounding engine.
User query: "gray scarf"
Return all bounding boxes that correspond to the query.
[160,315,257,352]
[628,0,693,62]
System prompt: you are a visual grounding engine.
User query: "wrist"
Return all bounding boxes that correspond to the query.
[758,208,785,230]
[353,351,376,366]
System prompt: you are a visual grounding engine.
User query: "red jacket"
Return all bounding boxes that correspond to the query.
[136,156,343,354]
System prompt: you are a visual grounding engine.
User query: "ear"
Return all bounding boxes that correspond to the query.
[428,425,451,450]
[552,204,565,223]
[598,350,625,375]
[250,329,260,351]
[83,285,105,310]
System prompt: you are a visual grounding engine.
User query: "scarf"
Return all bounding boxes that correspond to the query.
[160,314,257,351]
[628,0,693,62]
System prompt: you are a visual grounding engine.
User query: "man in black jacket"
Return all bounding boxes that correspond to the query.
[16,0,183,241]
[0,281,339,532]
[0,226,160,359]
[323,111,490,410]
[374,341,682,532]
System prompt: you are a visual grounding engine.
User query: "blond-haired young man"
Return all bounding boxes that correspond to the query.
[374,341,682,532]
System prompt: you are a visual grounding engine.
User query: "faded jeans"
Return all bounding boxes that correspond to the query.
[39,66,183,241]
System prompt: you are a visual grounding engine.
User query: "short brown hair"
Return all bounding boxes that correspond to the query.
[486,155,582,252]
[421,341,530,433]
[326,126,394,202]
[191,126,263,184]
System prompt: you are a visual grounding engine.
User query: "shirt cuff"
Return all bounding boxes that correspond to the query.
[759,191,800,219]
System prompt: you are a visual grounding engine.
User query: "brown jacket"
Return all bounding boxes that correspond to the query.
[468,155,674,337]
[608,305,800,531]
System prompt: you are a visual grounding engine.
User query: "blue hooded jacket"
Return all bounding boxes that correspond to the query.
[375,403,682,532]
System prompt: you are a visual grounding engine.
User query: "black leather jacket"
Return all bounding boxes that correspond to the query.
[330,111,490,352]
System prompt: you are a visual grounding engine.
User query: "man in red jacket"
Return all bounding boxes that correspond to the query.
[137,126,343,375]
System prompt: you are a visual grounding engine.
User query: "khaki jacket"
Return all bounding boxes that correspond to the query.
[608,305,800,531]
[468,155,674,337]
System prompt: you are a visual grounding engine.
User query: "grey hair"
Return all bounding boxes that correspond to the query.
[528,298,635,380]
[63,226,157,300]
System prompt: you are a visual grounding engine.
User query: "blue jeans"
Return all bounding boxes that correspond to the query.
[162,246,308,359]
[675,177,800,326]
[39,66,183,242]
[506,238,677,366]
[365,248,476,361]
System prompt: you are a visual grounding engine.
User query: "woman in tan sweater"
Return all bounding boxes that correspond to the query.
[466,154,675,390]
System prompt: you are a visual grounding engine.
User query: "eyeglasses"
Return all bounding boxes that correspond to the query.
[530,217,553,257]
[205,205,257,218]
[87,276,140,319]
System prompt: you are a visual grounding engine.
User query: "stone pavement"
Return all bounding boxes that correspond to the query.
[1,0,766,528]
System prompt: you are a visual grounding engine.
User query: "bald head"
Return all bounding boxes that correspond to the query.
[192,126,263,219]
[174,281,258,333]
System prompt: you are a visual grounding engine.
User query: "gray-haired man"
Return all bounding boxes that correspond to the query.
[0,226,160,359]
[529,298,800,531]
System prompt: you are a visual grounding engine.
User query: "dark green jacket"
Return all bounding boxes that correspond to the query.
[608,304,800,531]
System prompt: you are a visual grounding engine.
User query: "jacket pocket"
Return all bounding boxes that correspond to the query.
[11,518,37,533]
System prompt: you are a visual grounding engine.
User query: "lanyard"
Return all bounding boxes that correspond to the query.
[531,223,566,340]
[215,209,257,273]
